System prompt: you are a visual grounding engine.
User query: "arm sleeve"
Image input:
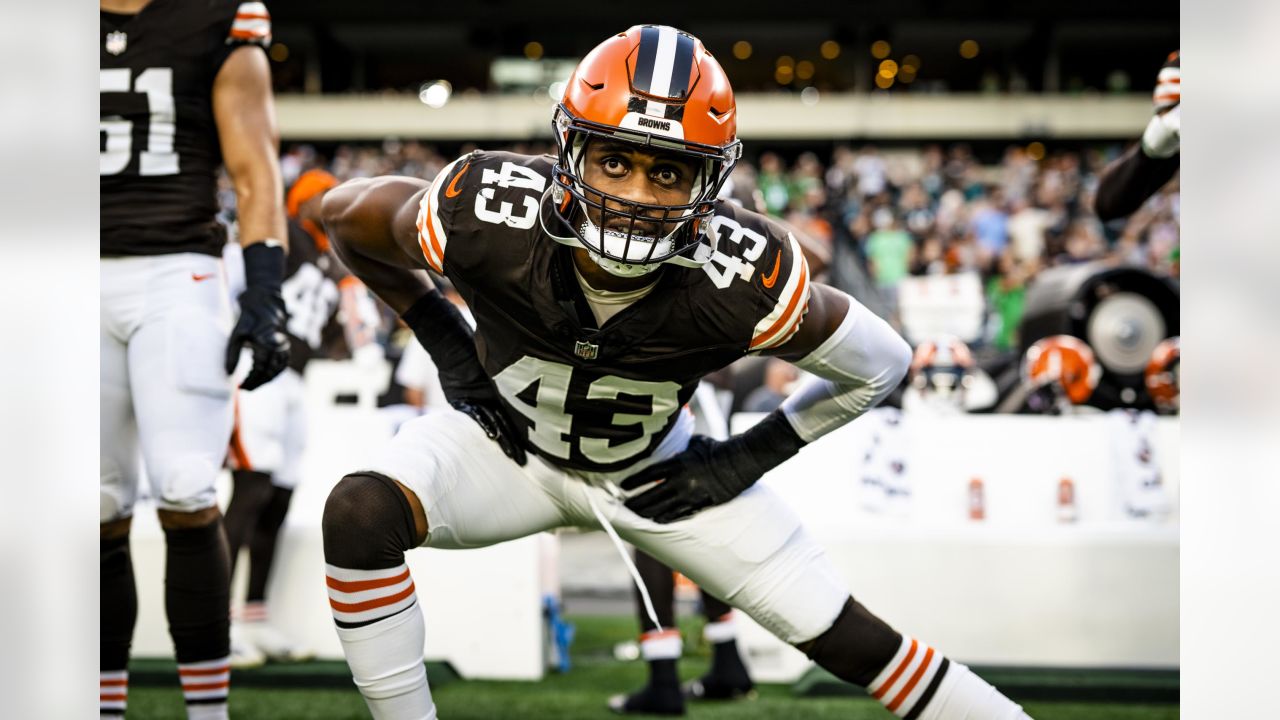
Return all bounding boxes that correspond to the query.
[779,294,912,442]
[1094,143,1180,221]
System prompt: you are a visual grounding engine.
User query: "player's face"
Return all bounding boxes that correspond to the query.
[580,139,700,238]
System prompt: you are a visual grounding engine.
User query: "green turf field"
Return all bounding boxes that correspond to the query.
[126,615,1178,719]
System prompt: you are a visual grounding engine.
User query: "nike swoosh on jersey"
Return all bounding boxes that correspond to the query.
[445,162,471,198]
[761,251,781,288]
[192,273,215,282]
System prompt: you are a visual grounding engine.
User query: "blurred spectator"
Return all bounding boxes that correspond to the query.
[854,145,888,198]
[864,208,915,322]
[757,152,791,216]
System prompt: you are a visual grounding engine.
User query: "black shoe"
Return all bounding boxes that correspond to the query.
[683,672,755,701]
[607,684,686,715]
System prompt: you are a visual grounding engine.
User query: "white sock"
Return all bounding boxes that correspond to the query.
[178,656,229,720]
[639,628,682,661]
[334,596,435,719]
[916,662,1032,720]
[100,669,127,718]
[703,612,737,644]
[869,636,1031,719]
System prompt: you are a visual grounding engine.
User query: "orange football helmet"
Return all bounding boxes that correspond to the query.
[547,25,742,276]
[1023,335,1102,406]
[1145,336,1180,412]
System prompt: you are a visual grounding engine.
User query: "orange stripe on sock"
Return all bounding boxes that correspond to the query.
[872,638,918,700]
[178,665,229,677]
[100,693,128,701]
[326,568,411,593]
[887,646,935,711]
[100,679,128,687]
[329,581,416,613]
[182,681,231,692]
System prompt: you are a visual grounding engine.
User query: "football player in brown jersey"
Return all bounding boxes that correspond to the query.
[100,1,287,717]
[317,26,1033,720]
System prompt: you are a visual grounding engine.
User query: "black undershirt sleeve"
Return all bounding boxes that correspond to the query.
[1094,143,1180,221]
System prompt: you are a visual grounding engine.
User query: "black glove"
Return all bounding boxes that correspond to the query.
[400,289,527,466]
[620,410,806,523]
[225,243,290,391]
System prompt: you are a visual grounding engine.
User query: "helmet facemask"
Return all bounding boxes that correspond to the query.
[546,104,741,277]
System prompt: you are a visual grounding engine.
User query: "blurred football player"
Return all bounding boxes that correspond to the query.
[1145,336,1180,414]
[319,26,1031,719]
[999,335,1102,415]
[100,1,287,717]
[610,383,754,715]
[1095,51,1180,221]
[223,170,353,667]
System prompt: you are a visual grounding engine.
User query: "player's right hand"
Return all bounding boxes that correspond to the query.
[450,398,528,466]
[225,285,290,390]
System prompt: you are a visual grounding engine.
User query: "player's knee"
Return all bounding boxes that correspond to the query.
[794,596,902,687]
[150,453,221,513]
[323,472,420,569]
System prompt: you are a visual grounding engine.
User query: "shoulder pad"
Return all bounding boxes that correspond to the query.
[416,151,553,274]
[700,203,811,352]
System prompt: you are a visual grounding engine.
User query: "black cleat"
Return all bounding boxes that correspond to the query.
[607,684,686,715]
[683,672,755,701]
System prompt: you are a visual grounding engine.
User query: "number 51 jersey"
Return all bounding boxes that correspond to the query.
[100,1,270,258]
[417,150,811,477]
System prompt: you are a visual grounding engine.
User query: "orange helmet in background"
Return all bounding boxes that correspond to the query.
[547,25,742,276]
[1023,335,1102,406]
[1145,336,1180,413]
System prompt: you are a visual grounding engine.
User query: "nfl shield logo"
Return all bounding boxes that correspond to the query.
[105,31,128,56]
[574,340,599,360]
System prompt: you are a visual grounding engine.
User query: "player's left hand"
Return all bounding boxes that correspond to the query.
[225,285,290,390]
[450,397,528,467]
[620,436,758,523]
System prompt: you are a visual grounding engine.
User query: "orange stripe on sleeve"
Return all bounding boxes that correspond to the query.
[422,193,445,271]
[749,261,809,350]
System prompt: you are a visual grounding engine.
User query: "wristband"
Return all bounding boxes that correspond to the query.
[242,241,286,290]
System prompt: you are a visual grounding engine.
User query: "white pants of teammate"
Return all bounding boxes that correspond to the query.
[233,367,307,489]
[101,253,234,521]
[357,406,849,645]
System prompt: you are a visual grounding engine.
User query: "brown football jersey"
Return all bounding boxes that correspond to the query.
[417,150,810,474]
[100,1,271,257]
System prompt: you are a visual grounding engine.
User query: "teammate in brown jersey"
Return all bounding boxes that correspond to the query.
[317,25,1033,720]
[99,1,287,717]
